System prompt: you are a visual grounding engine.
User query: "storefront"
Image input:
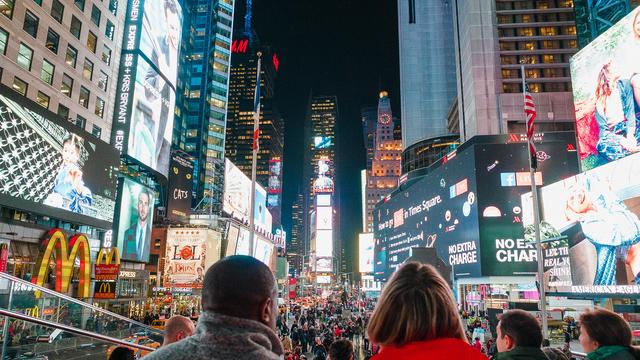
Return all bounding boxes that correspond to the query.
[149,287,201,319]
[98,269,150,318]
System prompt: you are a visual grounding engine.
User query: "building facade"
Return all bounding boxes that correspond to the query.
[287,192,305,274]
[453,0,579,140]
[0,0,125,143]
[225,37,284,225]
[363,92,402,233]
[397,0,458,150]
[173,0,235,215]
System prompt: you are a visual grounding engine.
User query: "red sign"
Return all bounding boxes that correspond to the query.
[232,39,248,53]
[272,53,279,71]
[94,264,120,281]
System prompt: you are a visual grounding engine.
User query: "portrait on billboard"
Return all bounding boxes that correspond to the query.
[571,7,640,170]
[139,0,182,87]
[0,90,118,226]
[117,179,155,262]
[523,152,640,292]
[128,58,175,176]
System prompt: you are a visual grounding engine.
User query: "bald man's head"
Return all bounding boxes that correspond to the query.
[202,255,277,329]
[163,315,195,345]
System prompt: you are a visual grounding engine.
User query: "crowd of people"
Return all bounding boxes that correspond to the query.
[106,256,640,360]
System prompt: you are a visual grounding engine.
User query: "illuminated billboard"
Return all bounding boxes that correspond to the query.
[235,228,250,256]
[0,88,119,229]
[223,159,272,232]
[359,233,374,273]
[316,275,331,284]
[316,257,333,272]
[316,207,333,230]
[115,179,155,263]
[111,0,182,177]
[315,230,333,257]
[313,158,334,193]
[314,136,333,149]
[165,228,206,288]
[225,224,239,257]
[374,133,580,281]
[522,152,640,295]
[166,152,193,222]
[254,238,274,266]
[317,194,331,206]
[570,7,640,171]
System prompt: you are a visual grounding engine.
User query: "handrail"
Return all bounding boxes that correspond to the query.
[571,351,587,359]
[0,272,162,334]
[0,308,156,352]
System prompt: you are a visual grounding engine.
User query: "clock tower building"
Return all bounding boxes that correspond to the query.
[364,92,402,233]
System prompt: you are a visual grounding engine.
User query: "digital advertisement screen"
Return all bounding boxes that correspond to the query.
[522,152,640,295]
[316,275,331,284]
[314,136,333,149]
[374,147,480,281]
[139,0,182,87]
[570,7,640,171]
[475,137,580,276]
[317,194,331,206]
[225,224,239,257]
[359,233,374,273]
[0,89,118,229]
[223,159,273,231]
[268,159,282,195]
[116,179,155,263]
[316,207,332,230]
[235,228,250,256]
[315,230,333,257]
[316,257,333,273]
[254,238,274,266]
[166,152,193,222]
[165,228,206,288]
[313,157,334,193]
[128,58,176,175]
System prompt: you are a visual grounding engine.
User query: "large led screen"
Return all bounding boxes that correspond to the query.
[316,207,332,230]
[116,179,155,263]
[165,228,206,288]
[139,0,182,87]
[223,159,272,231]
[374,148,480,281]
[570,7,640,171]
[166,152,194,222]
[128,58,175,175]
[0,89,118,229]
[359,233,374,273]
[315,230,333,257]
[522,152,640,295]
[254,239,274,266]
[475,137,580,276]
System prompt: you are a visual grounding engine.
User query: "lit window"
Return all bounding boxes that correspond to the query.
[94,97,104,118]
[40,59,55,85]
[36,91,50,108]
[98,71,108,91]
[79,86,90,108]
[0,27,7,55]
[87,31,97,53]
[101,44,111,65]
[12,77,27,96]
[66,46,78,67]
[1,0,14,19]
[17,43,33,71]
[61,73,74,97]
[46,28,60,53]
[83,59,93,80]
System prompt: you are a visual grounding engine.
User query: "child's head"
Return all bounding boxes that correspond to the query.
[62,134,82,164]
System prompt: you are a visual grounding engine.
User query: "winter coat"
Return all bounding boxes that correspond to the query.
[371,337,486,360]
[491,346,550,360]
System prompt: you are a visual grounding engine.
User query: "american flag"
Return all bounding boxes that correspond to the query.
[524,81,537,168]
[252,59,262,151]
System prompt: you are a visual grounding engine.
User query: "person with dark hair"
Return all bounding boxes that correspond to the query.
[109,346,135,360]
[329,339,353,360]
[367,262,485,359]
[123,189,152,261]
[144,255,283,360]
[579,308,639,359]
[493,309,548,360]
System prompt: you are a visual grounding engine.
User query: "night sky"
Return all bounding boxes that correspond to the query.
[245,0,400,271]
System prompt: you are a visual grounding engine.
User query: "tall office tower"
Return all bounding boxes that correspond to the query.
[397,1,458,149]
[173,0,234,214]
[0,0,124,143]
[453,0,579,140]
[361,106,377,170]
[225,37,284,225]
[363,92,402,233]
[303,95,338,272]
[574,0,639,48]
[288,191,305,273]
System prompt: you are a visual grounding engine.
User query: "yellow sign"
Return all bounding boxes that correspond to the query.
[32,229,91,298]
[96,247,120,265]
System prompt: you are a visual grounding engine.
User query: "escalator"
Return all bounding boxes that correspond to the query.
[0,273,162,359]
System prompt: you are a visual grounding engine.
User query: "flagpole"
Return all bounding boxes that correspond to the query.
[522,63,548,339]
[249,52,262,258]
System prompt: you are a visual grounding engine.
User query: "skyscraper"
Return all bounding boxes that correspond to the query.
[453,0,579,140]
[363,92,402,233]
[397,1,458,149]
[173,0,235,214]
[303,95,338,272]
[361,106,377,170]
[0,0,124,143]
[288,191,305,273]
[225,37,284,225]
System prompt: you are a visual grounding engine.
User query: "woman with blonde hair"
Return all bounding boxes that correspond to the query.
[367,262,485,359]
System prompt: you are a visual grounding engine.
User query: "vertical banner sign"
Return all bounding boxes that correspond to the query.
[167,152,194,222]
[0,240,9,272]
[110,0,144,154]
[165,228,207,288]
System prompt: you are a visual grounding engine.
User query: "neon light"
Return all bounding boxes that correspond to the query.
[232,39,249,53]
[273,53,279,71]
[96,247,121,265]
[32,229,91,298]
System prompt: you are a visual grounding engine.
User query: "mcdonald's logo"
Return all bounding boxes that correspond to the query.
[98,282,112,293]
[32,229,91,298]
[96,247,121,265]
[25,306,39,318]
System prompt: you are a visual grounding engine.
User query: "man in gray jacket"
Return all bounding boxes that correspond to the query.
[145,255,284,360]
